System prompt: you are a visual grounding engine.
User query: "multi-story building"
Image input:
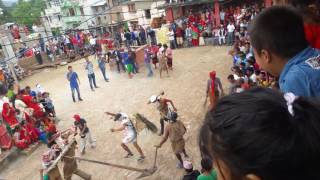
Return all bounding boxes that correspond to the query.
[43,0,64,34]
[106,0,166,32]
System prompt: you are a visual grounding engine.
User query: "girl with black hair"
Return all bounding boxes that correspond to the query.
[199,87,320,180]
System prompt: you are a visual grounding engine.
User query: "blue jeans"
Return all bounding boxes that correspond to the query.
[71,86,81,101]
[170,40,177,49]
[145,62,153,77]
[99,67,109,81]
[88,73,98,90]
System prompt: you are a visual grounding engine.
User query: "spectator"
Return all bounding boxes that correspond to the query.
[124,50,134,79]
[124,30,131,48]
[33,45,43,65]
[197,158,217,180]
[176,26,184,48]
[185,26,193,47]
[163,44,173,70]
[182,161,200,180]
[84,57,99,91]
[227,74,237,94]
[113,47,126,73]
[45,45,54,62]
[144,47,153,77]
[218,25,226,45]
[97,54,109,82]
[199,87,320,180]
[250,6,320,97]
[227,22,235,45]
[168,28,177,49]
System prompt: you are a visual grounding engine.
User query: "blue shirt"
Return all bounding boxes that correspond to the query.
[279,47,320,97]
[67,71,79,88]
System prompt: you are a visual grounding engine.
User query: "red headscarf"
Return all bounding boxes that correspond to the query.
[209,71,216,98]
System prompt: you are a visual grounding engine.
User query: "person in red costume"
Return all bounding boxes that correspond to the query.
[22,121,39,143]
[2,103,19,129]
[21,90,44,119]
[13,126,30,149]
[0,123,12,150]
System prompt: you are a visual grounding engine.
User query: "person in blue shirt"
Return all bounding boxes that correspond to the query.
[113,48,126,73]
[250,6,320,97]
[66,66,83,102]
[97,54,109,82]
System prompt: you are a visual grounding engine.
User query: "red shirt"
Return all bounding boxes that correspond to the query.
[304,23,320,49]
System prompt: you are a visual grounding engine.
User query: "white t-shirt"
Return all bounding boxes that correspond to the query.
[250,74,257,83]
[89,38,96,45]
[227,24,235,33]
[168,31,175,41]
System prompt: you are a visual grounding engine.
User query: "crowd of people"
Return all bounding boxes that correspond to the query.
[0,83,58,153]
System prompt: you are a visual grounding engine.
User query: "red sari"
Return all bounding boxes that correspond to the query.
[22,95,44,118]
[2,103,19,129]
[0,124,12,150]
[24,122,39,142]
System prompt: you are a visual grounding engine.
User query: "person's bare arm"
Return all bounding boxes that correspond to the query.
[105,112,117,117]
[167,99,177,111]
[111,125,125,132]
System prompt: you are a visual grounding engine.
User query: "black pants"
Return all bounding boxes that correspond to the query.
[116,61,126,73]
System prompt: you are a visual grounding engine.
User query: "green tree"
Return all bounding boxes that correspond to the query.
[0,0,12,24]
[11,0,45,25]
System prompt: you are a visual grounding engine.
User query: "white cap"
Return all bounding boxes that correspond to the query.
[149,95,158,103]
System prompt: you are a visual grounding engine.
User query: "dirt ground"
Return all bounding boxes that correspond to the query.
[0,46,232,180]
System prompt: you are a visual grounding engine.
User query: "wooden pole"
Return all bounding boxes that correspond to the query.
[65,156,147,173]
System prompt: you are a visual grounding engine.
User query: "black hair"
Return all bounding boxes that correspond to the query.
[157,43,162,47]
[249,6,308,59]
[227,74,234,80]
[199,87,320,180]
[163,44,168,48]
[201,158,213,172]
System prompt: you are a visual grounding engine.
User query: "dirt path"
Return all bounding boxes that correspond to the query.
[0,46,232,180]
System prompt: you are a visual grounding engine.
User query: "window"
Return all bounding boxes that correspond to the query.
[69,8,75,16]
[145,9,151,19]
[128,4,136,12]
[50,0,60,6]
[80,7,84,16]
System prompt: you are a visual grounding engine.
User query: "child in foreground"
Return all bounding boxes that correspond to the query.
[199,87,320,180]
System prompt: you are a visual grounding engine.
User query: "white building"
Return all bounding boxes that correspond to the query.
[120,0,166,30]
[44,0,64,34]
